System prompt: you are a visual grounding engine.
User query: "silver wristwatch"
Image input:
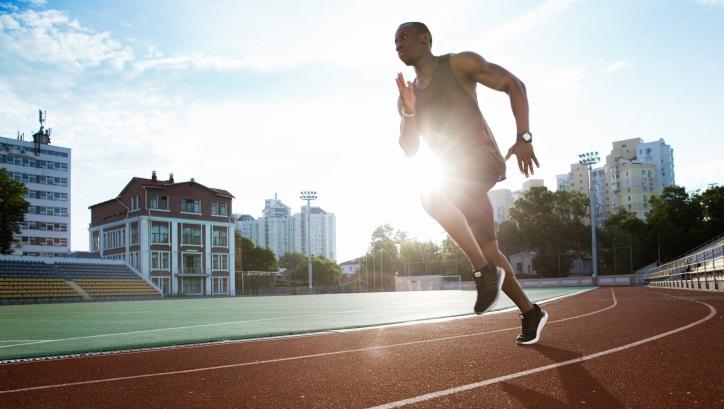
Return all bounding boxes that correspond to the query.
[518,131,533,143]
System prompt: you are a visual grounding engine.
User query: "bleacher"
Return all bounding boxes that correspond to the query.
[647,234,724,291]
[0,258,161,304]
[57,263,161,299]
[0,260,82,303]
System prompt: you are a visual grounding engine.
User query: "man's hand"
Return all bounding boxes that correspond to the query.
[396,72,416,115]
[505,141,540,178]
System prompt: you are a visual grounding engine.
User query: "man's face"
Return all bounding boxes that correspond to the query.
[395,25,424,66]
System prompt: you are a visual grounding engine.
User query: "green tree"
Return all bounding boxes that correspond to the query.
[0,169,29,254]
[599,209,651,274]
[235,234,277,271]
[699,184,724,241]
[296,256,342,286]
[509,187,589,277]
[279,252,307,278]
[647,186,703,263]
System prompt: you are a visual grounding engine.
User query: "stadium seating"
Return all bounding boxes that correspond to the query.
[0,259,161,303]
[57,263,160,299]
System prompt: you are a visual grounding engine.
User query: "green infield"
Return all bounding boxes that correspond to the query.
[0,287,592,361]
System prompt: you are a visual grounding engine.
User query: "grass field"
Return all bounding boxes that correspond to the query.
[0,287,591,361]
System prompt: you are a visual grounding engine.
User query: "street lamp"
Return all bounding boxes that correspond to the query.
[300,190,317,291]
[578,152,600,281]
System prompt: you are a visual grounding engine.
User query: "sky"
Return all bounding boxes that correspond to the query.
[1,0,723,262]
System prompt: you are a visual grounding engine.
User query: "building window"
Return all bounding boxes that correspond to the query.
[219,202,228,216]
[180,277,203,295]
[150,195,169,210]
[212,254,229,271]
[182,199,201,214]
[182,253,203,274]
[212,277,228,295]
[92,231,100,252]
[151,251,170,271]
[182,225,202,245]
[129,251,139,269]
[151,277,170,295]
[211,202,218,215]
[151,224,169,243]
[130,224,139,245]
[212,228,228,247]
[131,195,140,210]
[103,229,125,249]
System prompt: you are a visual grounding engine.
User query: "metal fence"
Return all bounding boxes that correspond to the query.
[646,243,724,292]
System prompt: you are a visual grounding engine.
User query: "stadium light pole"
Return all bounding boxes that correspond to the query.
[579,152,600,282]
[300,190,317,291]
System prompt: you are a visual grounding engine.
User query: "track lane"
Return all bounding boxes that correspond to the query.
[1,288,718,409]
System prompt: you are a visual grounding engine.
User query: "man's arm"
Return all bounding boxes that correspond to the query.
[449,52,539,177]
[396,73,420,157]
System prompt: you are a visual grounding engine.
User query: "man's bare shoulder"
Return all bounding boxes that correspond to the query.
[449,52,488,76]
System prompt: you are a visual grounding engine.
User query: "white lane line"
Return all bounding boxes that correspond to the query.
[367,291,717,409]
[0,288,612,394]
[0,340,50,343]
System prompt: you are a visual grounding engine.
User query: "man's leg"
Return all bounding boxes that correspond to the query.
[480,241,533,313]
[419,189,489,271]
[448,181,533,314]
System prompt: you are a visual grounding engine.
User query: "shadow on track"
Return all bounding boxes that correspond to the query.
[500,344,623,409]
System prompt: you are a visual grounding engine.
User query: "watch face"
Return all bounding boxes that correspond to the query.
[522,132,532,142]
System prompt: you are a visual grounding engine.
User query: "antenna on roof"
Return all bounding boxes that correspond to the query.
[32,109,52,154]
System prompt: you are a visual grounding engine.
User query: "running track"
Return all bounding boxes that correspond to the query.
[1,287,722,408]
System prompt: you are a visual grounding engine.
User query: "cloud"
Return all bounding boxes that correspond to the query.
[482,0,580,48]
[0,9,134,69]
[599,59,631,72]
[133,52,318,73]
[695,0,724,6]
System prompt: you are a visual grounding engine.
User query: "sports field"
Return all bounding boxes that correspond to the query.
[0,287,588,361]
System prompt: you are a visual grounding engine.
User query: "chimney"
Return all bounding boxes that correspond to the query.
[169,173,174,183]
[151,170,157,181]
[190,177,195,183]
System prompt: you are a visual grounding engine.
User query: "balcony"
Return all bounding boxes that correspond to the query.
[151,233,169,243]
[182,235,201,245]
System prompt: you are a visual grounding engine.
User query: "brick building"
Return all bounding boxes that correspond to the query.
[89,172,235,296]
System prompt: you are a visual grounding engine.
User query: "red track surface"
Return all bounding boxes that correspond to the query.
[1,287,722,408]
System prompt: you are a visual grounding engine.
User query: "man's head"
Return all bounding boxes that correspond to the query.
[395,22,432,66]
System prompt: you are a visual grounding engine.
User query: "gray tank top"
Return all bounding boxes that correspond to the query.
[413,54,506,167]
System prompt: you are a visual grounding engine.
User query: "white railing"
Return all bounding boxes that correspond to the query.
[645,243,724,292]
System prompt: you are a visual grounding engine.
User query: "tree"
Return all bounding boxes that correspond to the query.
[235,233,277,271]
[0,169,29,254]
[647,186,704,263]
[509,187,589,277]
[279,252,307,278]
[295,255,342,286]
[699,184,724,241]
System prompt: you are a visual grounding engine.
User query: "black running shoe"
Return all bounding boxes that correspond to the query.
[473,263,505,315]
[516,304,548,345]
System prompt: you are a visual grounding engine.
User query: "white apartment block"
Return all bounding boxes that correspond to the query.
[257,197,292,258]
[522,179,545,192]
[488,189,514,224]
[1,131,71,256]
[234,214,259,246]
[557,137,674,223]
[292,206,337,262]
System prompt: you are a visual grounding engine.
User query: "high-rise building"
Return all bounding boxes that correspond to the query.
[0,113,71,256]
[488,189,514,224]
[636,138,674,195]
[522,179,545,192]
[257,196,292,258]
[558,137,674,222]
[292,206,337,261]
[234,214,259,246]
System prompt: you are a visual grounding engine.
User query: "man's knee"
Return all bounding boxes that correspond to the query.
[420,190,447,217]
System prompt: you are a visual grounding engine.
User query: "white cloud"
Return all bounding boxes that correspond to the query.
[482,0,580,49]
[599,59,631,73]
[695,0,724,6]
[0,9,134,69]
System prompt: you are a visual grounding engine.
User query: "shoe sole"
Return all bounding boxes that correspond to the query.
[475,267,505,315]
[517,310,549,345]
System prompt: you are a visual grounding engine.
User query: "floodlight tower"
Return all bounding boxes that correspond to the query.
[300,190,317,290]
[578,152,600,281]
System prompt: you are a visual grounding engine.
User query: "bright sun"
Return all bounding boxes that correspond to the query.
[408,142,447,194]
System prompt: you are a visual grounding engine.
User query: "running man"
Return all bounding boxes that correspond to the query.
[394,22,547,344]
